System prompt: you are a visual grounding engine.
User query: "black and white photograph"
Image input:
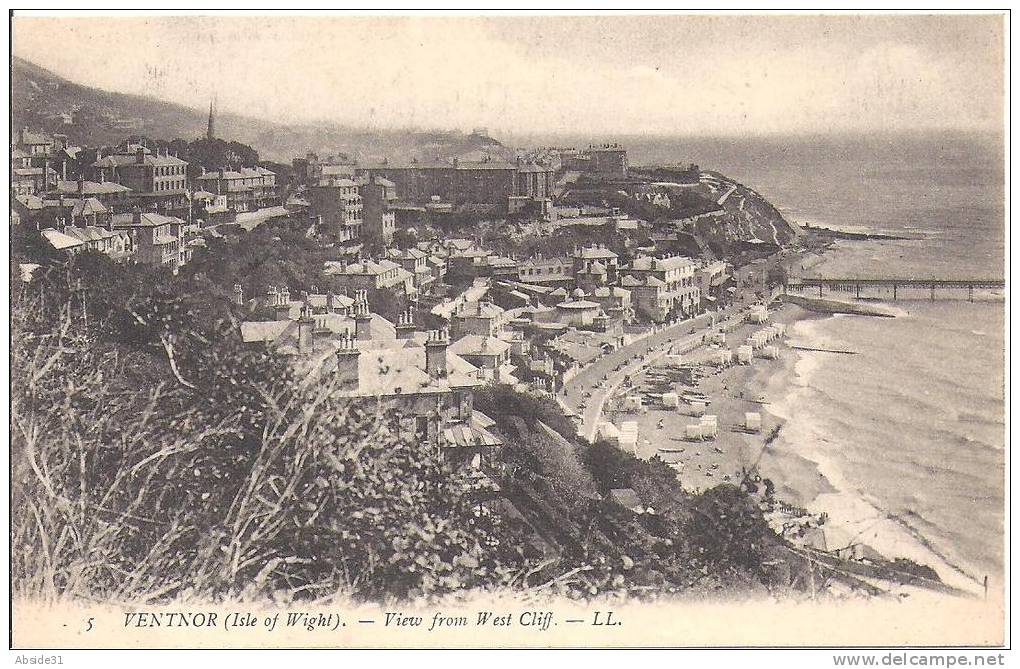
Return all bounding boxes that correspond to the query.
[7,10,1008,656]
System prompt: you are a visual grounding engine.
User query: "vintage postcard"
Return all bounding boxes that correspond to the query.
[7,10,1008,657]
